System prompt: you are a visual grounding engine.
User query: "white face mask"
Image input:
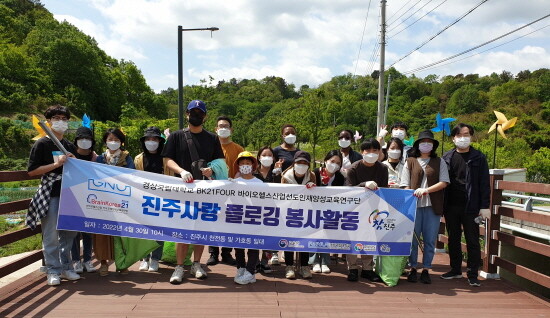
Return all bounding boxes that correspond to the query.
[284,134,296,145]
[107,141,121,151]
[239,164,253,175]
[145,141,159,152]
[454,136,471,149]
[338,139,351,148]
[294,163,308,175]
[363,153,379,164]
[392,130,406,140]
[51,120,68,134]
[325,162,340,174]
[259,156,274,167]
[419,142,433,154]
[217,128,231,138]
[387,149,401,160]
[77,139,92,150]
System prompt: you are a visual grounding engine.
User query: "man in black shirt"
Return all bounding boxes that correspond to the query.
[27,105,80,286]
[441,123,490,287]
[161,100,226,284]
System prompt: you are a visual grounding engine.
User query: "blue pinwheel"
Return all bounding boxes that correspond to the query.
[82,114,92,129]
[431,112,455,136]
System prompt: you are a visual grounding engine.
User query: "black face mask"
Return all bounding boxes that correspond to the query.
[188,114,204,127]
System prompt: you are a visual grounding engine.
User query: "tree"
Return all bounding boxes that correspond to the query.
[447,84,488,115]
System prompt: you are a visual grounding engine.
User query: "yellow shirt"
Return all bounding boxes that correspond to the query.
[222,141,244,178]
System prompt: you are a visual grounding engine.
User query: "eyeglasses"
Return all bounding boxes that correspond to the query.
[51,116,69,122]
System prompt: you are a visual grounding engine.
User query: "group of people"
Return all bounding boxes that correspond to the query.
[27,100,490,288]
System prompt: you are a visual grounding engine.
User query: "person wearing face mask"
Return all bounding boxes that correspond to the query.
[441,123,490,287]
[70,126,98,275]
[207,116,242,266]
[344,138,388,282]
[94,128,136,276]
[135,127,167,273]
[27,105,79,286]
[230,152,263,284]
[273,124,300,173]
[161,100,226,284]
[382,138,405,188]
[253,146,282,272]
[338,130,362,178]
[310,150,345,274]
[281,151,316,279]
[400,130,449,284]
[377,122,412,161]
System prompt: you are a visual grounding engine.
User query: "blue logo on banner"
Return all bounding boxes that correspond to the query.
[279,239,288,248]
[88,179,131,197]
[369,209,390,230]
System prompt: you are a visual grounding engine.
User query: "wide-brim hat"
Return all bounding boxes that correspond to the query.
[140,126,165,143]
[413,130,439,149]
[233,151,258,172]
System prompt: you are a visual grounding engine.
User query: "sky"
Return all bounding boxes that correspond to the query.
[41,0,550,92]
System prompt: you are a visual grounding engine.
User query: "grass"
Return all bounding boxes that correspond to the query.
[0,217,42,257]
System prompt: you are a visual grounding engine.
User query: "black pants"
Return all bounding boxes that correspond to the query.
[208,246,233,257]
[235,249,259,274]
[284,251,309,266]
[444,204,481,277]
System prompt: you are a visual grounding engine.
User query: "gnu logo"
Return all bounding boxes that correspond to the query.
[88,179,131,197]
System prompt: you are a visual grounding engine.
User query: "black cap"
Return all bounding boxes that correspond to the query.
[414,130,439,149]
[75,127,93,141]
[293,150,311,163]
[140,126,165,142]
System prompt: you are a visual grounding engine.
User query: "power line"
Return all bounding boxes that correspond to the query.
[365,7,382,76]
[401,15,550,74]
[387,0,435,34]
[389,0,489,68]
[387,0,413,24]
[353,0,374,77]
[403,23,550,74]
[388,0,448,39]
[387,0,423,28]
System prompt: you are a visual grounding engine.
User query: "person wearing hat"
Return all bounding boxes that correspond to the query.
[135,127,166,272]
[344,138,388,282]
[231,151,263,284]
[400,130,449,284]
[161,100,226,284]
[70,126,97,274]
[281,150,316,279]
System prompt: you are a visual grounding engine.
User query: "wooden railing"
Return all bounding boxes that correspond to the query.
[437,170,550,289]
[0,171,42,278]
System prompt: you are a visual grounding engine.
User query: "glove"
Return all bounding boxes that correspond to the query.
[179,169,194,183]
[306,182,316,189]
[414,188,429,197]
[378,128,388,138]
[365,181,378,190]
[479,208,491,219]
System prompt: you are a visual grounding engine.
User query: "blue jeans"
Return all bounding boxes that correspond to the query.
[41,196,78,274]
[409,206,441,269]
[309,253,330,265]
[71,232,93,262]
[144,241,164,261]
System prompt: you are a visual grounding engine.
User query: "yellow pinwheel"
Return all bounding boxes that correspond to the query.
[488,110,517,139]
[32,115,49,141]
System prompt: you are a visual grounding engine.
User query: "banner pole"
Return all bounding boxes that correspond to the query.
[38,121,69,155]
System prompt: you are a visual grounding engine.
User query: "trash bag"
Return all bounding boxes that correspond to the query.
[161,241,194,265]
[375,255,408,287]
[114,237,160,271]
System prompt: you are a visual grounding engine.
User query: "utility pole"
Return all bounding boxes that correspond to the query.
[384,74,391,125]
[376,0,387,136]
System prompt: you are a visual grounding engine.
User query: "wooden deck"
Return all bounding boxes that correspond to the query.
[0,252,548,318]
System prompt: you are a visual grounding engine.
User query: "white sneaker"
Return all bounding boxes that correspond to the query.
[170,265,184,284]
[47,273,61,286]
[236,267,246,277]
[83,261,96,273]
[300,266,312,279]
[60,270,81,281]
[148,259,159,272]
[235,271,256,285]
[73,261,83,274]
[285,266,296,279]
[321,265,331,273]
[139,260,149,271]
[190,262,207,279]
[270,253,280,265]
[312,263,322,273]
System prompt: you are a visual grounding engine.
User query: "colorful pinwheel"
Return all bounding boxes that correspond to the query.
[82,114,92,129]
[32,115,48,141]
[488,110,517,139]
[403,136,415,147]
[431,112,456,136]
